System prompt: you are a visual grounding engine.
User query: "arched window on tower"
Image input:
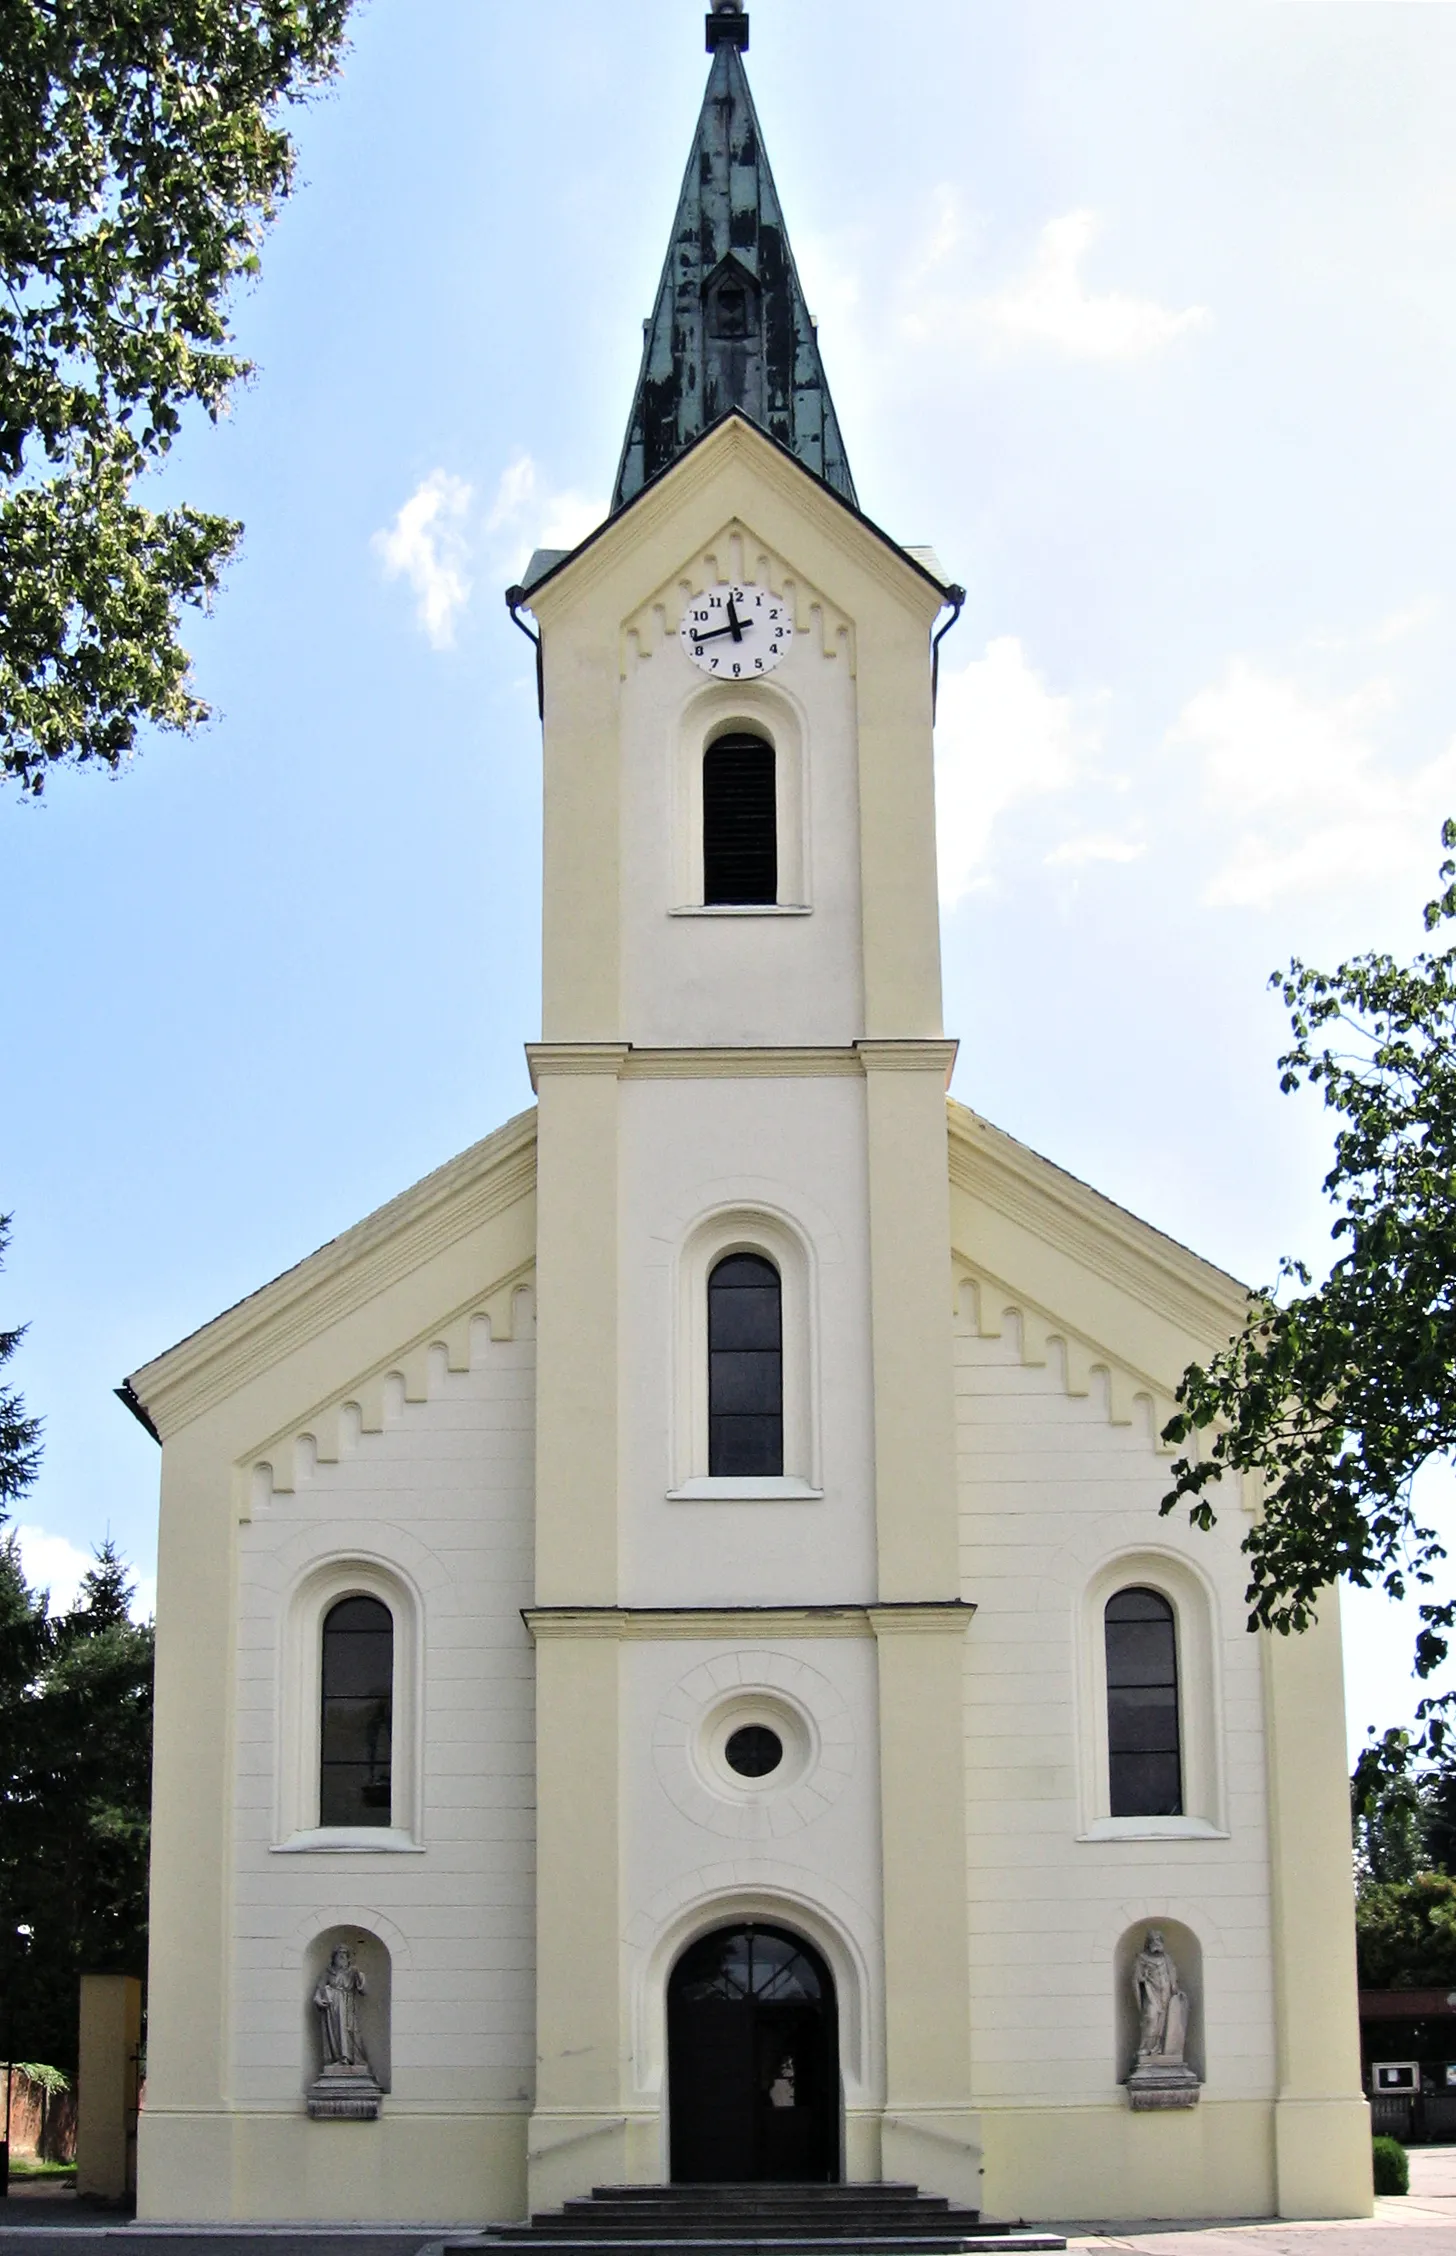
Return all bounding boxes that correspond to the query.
[708,1253,783,1476]
[703,733,777,905]
[1104,1586,1182,1817]
[320,1595,394,1828]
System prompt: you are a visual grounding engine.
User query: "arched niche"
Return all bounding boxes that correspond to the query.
[1113,1918,1204,2087]
[303,1923,392,2095]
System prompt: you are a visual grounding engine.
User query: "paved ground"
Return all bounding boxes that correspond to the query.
[1064,2142,1456,2256]
[7,2149,1456,2256]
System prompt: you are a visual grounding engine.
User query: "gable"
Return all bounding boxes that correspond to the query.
[946,1100,1248,1448]
[124,1107,538,1464]
[525,416,947,656]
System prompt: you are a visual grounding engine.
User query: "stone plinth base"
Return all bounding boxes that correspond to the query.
[306,2066,382,2121]
[1127,2061,1202,2112]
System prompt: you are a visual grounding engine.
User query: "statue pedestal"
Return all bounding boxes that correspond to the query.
[1127,2059,1202,2112]
[306,2063,383,2121]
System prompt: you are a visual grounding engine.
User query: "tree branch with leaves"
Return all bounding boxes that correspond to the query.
[1,0,354,795]
[1162,822,1456,1729]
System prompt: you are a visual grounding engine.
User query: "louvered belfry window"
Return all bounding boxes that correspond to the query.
[320,1595,394,1827]
[708,1253,784,1477]
[1104,1586,1182,1817]
[703,733,777,905]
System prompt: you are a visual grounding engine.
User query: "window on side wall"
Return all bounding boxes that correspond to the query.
[1104,1586,1182,1817]
[708,1252,784,1476]
[703,733,776,905]
[320,1595,394,1828]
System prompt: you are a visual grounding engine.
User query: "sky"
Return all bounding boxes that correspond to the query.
[3,0,1456,1753]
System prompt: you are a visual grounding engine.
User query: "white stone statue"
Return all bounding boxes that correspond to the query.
[1126,1928,1200,2110]
[1132,1928,1189,2064]
[313,1945,371,2074]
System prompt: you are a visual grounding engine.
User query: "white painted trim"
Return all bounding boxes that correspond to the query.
[668,903,812,918]
[665,1475,824,1502]
[1074,1547,1227,1838]
[274,1554,425,1849]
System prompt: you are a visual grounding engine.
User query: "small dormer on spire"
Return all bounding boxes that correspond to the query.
[612,18,856,514]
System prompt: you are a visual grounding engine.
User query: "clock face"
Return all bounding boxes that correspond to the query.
[679,583,793,678]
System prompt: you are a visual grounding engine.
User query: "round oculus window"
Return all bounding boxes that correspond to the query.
[724,1724,784,1779]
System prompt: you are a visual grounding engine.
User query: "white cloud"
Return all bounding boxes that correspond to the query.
[372,469,474,649]
[13,1524,155,1622]
[1045,830,1146,869]
[372,459,606,650]
[1171,657,1456,908]
[973,210,1211,362]
[483,454,604,578]
[935,636,1102,905]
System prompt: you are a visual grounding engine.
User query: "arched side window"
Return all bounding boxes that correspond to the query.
[708,1253,783,1477]
[703,732,776,905]
[320,1596,394,1828]
[1104,1587,1182,1818]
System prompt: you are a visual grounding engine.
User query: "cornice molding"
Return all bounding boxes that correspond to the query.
[947,1099,1248,1350]
[858,1038,959,1083]
[126,1107,539,1438]
[528,1044,869,1085]
[524,1600,975,1643]
[953,1256,1178,1448]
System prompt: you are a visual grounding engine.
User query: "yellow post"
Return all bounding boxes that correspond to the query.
[76,1974,142,2203]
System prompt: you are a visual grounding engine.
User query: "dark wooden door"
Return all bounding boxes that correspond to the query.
[668,1925,839,2183]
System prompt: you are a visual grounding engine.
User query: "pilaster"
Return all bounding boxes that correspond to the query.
[872,1608,979,2206]
[1262,1601,1372,2218]
[860,1041,960,1599]
[529,1044,627,1606]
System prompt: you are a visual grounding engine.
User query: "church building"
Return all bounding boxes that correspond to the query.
[125,6,1371,2229]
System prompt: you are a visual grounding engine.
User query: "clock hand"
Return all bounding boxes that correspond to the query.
[690,620,744,645]
[725,595,745,642]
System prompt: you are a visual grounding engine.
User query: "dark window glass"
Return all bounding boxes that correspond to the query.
[725,1725,783,1778]
[1105,1586,1181,1817]
[712,282,751,339]
[320,1594,393,1827]
[709,1253,783,1477]
[704,734,776,905]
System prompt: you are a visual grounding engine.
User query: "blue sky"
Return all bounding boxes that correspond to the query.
[4,0,1456,1752]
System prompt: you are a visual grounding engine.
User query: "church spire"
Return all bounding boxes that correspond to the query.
[611,3,857,514]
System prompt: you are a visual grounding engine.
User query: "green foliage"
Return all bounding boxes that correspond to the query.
[0,1215,42,1513]
[0,1538,153,2073]
[1357,1871,1456,1989]
[1162,824,1456,1695]
[13,2060,70,2096]
[0,0,354,794]
[1373,2135,1409,2196]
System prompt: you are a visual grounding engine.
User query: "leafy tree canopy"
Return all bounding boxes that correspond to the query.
[1351,1728,1456,1987]
[0,1535,153,2073]
[1162,824,1456,1724]
[1,0,353,795]
[0,1213,42,1510]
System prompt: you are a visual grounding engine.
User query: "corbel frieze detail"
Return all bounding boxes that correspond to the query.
[241,1260,536,1511]
[622,519,853,675]
[953,1259,1180,1454]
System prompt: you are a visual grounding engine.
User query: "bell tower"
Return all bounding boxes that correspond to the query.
[513,4,979,2208]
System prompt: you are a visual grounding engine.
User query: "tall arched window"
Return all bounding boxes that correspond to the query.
[704,733,776,905]
[1105,1587,1182,1817]
[709,1253,783,1476]
[320,1595,394,1828]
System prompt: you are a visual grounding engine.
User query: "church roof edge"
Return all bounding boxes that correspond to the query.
[509,411,952,617]
[121,1103,539,1434]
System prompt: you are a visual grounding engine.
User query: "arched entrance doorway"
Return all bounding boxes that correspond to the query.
[667,1923,839,2183]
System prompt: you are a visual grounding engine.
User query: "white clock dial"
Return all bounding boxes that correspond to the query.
[679,583,793,678]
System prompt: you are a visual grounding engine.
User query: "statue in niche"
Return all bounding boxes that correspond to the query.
[314,1945,371,2071]
[306,1942,382,2120]
[1126,1928,1201,2111]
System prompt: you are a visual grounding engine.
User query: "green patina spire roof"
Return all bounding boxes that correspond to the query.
[611,5,857,514]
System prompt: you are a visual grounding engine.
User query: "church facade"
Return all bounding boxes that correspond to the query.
[126,9,1372,2229]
